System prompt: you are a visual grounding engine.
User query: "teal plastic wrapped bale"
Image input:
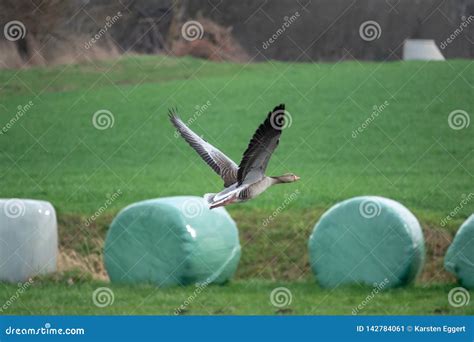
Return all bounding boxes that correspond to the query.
[308,196,425,288]
[444,214,474,289]
[104,196,241,286]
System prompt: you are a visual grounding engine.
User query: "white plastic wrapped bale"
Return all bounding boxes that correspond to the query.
[403,39,445,61]
[0,199,58,283]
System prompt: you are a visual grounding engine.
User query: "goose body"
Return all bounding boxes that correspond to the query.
[205,176,275,209]
[169,104,299,209]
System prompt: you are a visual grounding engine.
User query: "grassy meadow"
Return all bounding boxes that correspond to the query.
[0,56,473,315]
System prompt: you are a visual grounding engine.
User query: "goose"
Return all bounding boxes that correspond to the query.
[169,104,299,209]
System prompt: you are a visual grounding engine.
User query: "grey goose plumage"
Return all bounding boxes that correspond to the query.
[169,104,299,209]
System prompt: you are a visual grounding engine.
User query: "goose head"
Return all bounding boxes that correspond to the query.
[272,173,300,183]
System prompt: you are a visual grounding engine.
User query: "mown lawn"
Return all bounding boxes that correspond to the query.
[0,56,472,315]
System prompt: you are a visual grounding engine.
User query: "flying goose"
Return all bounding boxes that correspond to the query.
[169,104,299,209]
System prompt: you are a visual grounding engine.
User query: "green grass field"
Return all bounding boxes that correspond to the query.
[0,56,473,315]
[2,277,470,315]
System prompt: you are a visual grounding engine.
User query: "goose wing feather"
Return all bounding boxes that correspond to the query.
[237,104,287,186]
[169,109,238,187]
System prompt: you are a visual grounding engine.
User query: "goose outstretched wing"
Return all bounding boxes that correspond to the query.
[169,109,238,187]
[237,104,287,186]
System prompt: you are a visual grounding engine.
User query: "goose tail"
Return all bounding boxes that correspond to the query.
[203,193,216,204]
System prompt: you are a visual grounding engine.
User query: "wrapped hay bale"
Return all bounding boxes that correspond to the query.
[0,199,57,283]
[445,215,474,289]
[104,196,241,286]
[308,196,425,288]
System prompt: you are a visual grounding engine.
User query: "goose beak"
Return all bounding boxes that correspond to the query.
[294,175,300,181]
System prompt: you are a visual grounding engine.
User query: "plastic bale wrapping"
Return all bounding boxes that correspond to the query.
[104,196,241,286]
[444,214,474,289]
[308,196,425,288]
[0,199,58,283]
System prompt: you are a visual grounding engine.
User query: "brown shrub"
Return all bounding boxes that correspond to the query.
[170,17,250,62]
